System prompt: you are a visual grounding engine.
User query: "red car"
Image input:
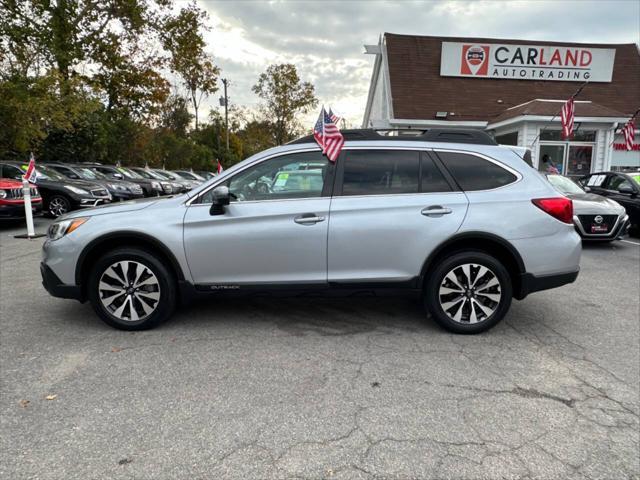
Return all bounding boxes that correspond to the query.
[0,178,42,221]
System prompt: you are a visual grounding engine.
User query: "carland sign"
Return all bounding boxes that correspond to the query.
[440,42,616,82]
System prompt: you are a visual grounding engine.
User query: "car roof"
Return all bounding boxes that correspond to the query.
[289,128,497,146]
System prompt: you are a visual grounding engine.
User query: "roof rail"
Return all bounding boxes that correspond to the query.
[288,128,497,146]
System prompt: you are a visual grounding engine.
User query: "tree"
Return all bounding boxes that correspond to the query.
[161,2,219,131]
[252,64,318,145]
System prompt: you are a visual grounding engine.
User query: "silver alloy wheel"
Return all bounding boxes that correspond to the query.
[98,260,161,322]
[438,263,501,324]
[49,197,69,217]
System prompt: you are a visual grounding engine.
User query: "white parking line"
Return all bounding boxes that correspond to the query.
[621,239,640,246]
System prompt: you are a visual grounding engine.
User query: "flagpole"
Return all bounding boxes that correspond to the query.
[528,81,589,150]
[608,108,640,148]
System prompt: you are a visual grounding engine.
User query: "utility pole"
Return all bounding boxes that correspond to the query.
[220,78,229,151]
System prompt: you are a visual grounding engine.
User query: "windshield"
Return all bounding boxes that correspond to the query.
[76,167,103,180]
[24,164,65,181]
[134,168,164,180]
[547,174,585,194]
[174,171,203,181]
[153,170,178,180]
[115,167,143,179]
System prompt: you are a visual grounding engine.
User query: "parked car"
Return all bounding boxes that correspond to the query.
[194,170,216,180]
[0,162,111,217]
[128,167,177,195]
[0,178,42,220]
[40,129,581,333]
[546,174,629,241]
[44,163,145,202]
[149,169,194,192]
[172,170,206,183]
[87,165,165,197]
[577,171,640,233]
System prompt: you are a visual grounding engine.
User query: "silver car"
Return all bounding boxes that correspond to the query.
[546,174,629,241]
[41,129,581,333]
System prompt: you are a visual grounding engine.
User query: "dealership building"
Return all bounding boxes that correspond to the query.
[363,34,640,176]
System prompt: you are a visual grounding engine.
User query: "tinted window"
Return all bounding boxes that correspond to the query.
[342,150,419,196]
[421,154,452,193]
[199,151,329,203]
[2,164,23,180]
[437,152,517,191]
[607,175,634,191]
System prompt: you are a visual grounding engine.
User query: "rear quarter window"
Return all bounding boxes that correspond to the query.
[436,151,517,191]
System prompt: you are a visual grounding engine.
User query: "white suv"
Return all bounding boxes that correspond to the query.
[41,129,581,333]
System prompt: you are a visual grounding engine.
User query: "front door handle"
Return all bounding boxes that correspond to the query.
[294,214,325,225]
[421,206,452,217]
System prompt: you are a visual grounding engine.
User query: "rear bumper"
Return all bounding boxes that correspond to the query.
[40,263,83,302]
[516,269,579,299]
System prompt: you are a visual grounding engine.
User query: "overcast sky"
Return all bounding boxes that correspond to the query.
[196,0,640,127]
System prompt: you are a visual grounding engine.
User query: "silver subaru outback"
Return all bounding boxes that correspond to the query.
[41,129,581,334]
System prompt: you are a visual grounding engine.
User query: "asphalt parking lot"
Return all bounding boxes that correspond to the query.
[1,217,638,480]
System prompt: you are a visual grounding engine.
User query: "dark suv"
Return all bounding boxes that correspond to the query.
[0,161,111,217]
[87,165,165,197]
[45,163,145,202]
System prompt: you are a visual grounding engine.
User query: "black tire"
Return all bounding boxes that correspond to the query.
[46,195,72,218]
[88,248,176,330]
[424,251,512,334]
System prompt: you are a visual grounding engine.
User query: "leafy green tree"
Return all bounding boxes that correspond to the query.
[252,63,318,145]
[161,2,219,131]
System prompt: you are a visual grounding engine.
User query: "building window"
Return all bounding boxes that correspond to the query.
[540,129,596,142]
[495,131,518,146]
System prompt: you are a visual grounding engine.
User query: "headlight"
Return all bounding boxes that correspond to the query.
[151,181,162,190]
[64,185,89,195]
[0,190,6,199]
[47,217,89,241]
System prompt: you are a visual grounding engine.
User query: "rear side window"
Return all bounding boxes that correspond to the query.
[342,150,419,195]
[436,152,517,191]
[421,153,452,193]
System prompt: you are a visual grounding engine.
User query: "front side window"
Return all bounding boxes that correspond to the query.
[342,150,419,196]
[199,151,329,203]
[436,151,517,191]
[607,175,634,191]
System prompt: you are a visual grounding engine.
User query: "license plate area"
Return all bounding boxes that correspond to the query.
[590,224,609,233]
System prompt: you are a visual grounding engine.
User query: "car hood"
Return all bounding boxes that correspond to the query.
[566,193,626,215]
[63,196,163,219]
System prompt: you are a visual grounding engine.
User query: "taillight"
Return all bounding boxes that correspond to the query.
[532,197,573,224]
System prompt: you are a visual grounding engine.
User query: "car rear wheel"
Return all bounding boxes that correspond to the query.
[47,195,71,217]
[88,248,176,330]
[424,252,512,334]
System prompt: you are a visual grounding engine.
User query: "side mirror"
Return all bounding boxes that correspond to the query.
[583,186,591,192]
[209,186,230,215]
[112,173,124,180]
[618,185,635,195]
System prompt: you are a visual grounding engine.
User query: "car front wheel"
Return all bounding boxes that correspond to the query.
[47,195,71,217]
[424,251,512,334]
[88,248,176,330]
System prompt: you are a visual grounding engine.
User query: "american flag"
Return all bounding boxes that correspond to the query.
[328,108,340,124]
[23,152,37,183]
[622,119,635,151]
[216,159,224,174]
[313,107,344,162]
[560,96,575,140]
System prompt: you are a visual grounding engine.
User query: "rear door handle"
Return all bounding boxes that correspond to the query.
[421,206,452,217]
[294,214,325,225]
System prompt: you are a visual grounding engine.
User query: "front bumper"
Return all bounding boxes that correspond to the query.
[40,263,83,301]
[516,269,579,300]
[0,201,42,219]
[573,214,630,241]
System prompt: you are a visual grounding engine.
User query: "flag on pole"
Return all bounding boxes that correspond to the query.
[216,159,224,174]
[23,152,37,183]
[313,106,344,162]
[560,96,575,140]
[328,108,340,124]
[622,119,635,151]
